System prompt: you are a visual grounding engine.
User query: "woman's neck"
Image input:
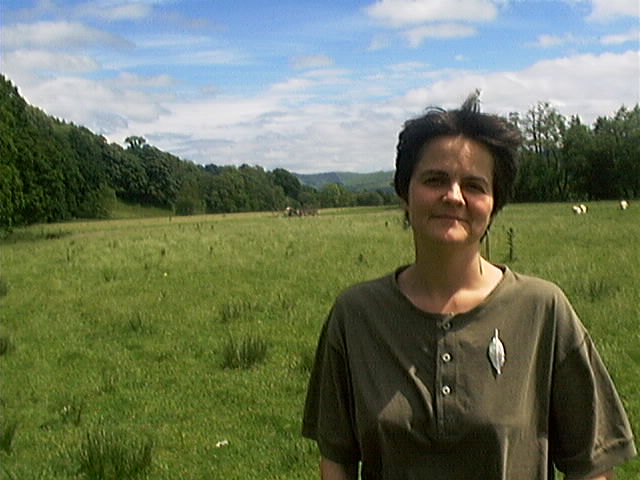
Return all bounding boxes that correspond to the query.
[398,243,501,314]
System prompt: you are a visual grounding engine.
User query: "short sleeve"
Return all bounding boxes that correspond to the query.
[302,310,361,464]
[550,334,637,478]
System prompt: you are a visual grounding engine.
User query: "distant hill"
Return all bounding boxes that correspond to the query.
[295,170,394,192]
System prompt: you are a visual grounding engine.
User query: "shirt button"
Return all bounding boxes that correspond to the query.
[441,353,452,363]
[441,385,451,396]
[442,322,452,331]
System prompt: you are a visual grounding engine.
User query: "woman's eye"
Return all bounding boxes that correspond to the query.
[465,182,487,193]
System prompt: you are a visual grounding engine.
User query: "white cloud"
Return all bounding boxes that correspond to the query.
[405,23,476,46]
[292,55,334,69]
[588,0,639,21]
[113,72,175,88]
[366,0,498,27]
[398,50,640,124]
[110,34,248,68]
[172,49,244,66]
[600,28,640,45]
[388,61,431,72]
[269,77,316,93]
[76,2,153,20]
[3,49,100,73]
[368,34,391,51]
[1,21,131,49]
[13,74,169,136]
[532,33,580,48]
[134,34,211,49]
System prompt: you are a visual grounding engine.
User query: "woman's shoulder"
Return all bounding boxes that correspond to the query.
[502,266,568,299]
[336,269,399,304]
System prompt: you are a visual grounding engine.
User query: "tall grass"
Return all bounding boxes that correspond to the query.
[0,203,638,478]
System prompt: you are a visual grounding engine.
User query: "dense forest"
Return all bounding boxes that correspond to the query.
[1,74,638,229]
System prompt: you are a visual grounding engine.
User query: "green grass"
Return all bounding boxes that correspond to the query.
[0,203,638,478]
[108,199,173,220]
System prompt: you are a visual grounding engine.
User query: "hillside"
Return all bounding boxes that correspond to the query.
[295,170,394,192]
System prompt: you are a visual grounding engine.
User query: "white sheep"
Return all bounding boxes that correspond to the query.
[572,205,582,214]
[620,200,629,210]
[579,204,587,214]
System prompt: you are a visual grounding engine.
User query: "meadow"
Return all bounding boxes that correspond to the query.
[0,202,638,479]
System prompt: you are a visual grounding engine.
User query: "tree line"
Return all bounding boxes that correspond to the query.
[1,74,638,230]
[511,102,639,203]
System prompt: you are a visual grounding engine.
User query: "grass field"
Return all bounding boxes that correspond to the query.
[0,203,638,479]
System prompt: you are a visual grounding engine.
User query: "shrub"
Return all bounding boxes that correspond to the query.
[221,335,269,369]
[77,428,153,480]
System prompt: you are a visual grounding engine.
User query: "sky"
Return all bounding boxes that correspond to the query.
[1,0,639,173]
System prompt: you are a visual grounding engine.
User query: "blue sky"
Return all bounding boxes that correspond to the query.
[1,0,638,173]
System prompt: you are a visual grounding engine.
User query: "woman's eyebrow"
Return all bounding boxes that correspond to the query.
[417,169,490,184]
[416,168,448,177]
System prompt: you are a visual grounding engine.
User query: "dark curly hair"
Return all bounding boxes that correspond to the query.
[394,91,522,216]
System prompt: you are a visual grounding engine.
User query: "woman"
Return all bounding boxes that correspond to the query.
[302,94,636,480]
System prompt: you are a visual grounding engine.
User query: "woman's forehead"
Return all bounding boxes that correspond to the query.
[415,136,494,177]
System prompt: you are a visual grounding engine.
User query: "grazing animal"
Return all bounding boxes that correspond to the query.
[572,205,583,214]
[620,200,629,210]
[579,204,587,214]
[284,207,319,217]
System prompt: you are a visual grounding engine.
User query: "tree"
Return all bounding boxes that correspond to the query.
[356,191,384,206]
[125,136,147,150]
[319,183,354,208]
[270,168,302,203]
[561,116,593,200]
[521,102,570,201]
[174,173,204,215]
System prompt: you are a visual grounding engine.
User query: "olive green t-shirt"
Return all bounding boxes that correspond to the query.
[302,267,636,479]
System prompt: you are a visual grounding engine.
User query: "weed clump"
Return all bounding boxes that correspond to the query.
[221,335,269,369]
[218,300,258,323]
[127,312,153,334]
[0,335,12,356]
[296,349,315,374]
[77,428,153,480]
[579,278,619,302]
[59,397,85,426]
[0,417,18,454]
[0,277,8,298]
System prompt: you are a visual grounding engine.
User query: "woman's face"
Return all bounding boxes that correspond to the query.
[404,135,494,247]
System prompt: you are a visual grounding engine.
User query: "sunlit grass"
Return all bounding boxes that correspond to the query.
[0,203,638,479]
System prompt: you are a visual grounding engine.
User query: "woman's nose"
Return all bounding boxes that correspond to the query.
[442,182,464,204]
